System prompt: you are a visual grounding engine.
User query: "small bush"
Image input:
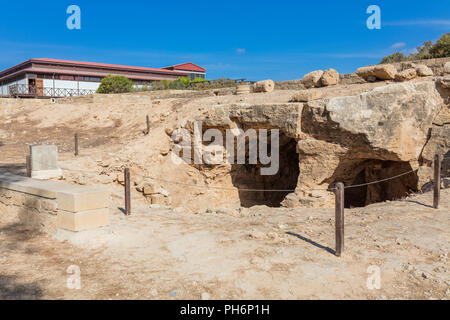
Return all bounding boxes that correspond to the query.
[97,75,133,94]
[430,33,450,58]
[379,33,450,64]
[380,52,406,64]
[168,79,187,90]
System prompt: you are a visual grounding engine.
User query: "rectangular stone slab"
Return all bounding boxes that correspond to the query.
[57,208,110,232]
[56,187,108,212]
[0,173,57,199]
[30,145,59,171]
[0,173,108,211]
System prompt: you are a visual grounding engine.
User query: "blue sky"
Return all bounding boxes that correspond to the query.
[0,0,449,81]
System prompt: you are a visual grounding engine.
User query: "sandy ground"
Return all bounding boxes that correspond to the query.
[0,186,448,300]
[0,86,449,299]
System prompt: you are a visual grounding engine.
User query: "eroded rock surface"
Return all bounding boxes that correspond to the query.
[198,80,449,208]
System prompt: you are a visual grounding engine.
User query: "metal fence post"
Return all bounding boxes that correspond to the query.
[124,168,131,215]
[433,154,441,209]
[335,182,345,257]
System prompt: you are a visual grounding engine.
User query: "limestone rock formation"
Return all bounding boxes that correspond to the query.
[198,79,448,209]
[290,89,322,102]
[416,65,434,77]
[356,64,397,81]
[445,62,450,74]
[302,82,441,162]
[320,69,339,86]
[439,76,450,89]
[302,70,324,88]
[395,68,417,81]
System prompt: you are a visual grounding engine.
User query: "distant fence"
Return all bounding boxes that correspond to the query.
[3,84,96,99]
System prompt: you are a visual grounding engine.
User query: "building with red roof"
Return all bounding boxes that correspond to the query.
[162,62,206,80]
[0,59,206,98]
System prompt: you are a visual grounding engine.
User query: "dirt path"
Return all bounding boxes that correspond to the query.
[1,187,448,300]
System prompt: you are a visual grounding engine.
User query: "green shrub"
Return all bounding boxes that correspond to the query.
[429,33,450,58]
[97,75,133,94]
[380,52,406,64]
[168,79,187,90]
[161,80,171,89]
[180,77,191,84]
[380,33,450,64]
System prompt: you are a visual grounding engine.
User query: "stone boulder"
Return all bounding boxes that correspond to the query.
[439,76,450,89]
[253,80,275,93]
[395,68,417,82]
[445,62,450,74]
[302,70,324,88]
[142,179,160,195]
[290,89,323,102]
[320,68,339,86]
[416,65,433,77]
[356,64,397,81]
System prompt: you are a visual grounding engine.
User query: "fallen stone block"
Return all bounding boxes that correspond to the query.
[416,65,434,77]
[445,62,450,74]
[395,68,417,81]
[320,68,339,86]
[356,64,397,81]
[439,76,450,89]
[302,70,324,88]
[253,80,275,93]
[290,89,323,102]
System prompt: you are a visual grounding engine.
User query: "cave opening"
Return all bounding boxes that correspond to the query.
[341,160,418,208]
[230,132,300,207]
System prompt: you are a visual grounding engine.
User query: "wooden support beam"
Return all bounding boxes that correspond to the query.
[26,155,31,178]
[74,133,79,157]
[124,168,131,215]
[335,182,345,257]
[146,115,150,135]
[433,154,441,209]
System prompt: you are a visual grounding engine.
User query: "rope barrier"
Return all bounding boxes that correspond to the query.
[2,154,449,193]
[343,167,421,189]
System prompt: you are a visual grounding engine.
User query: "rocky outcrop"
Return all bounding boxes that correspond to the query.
[416,65,434,77]
[445,62,450,74]
[196,80,448,209]
[439,76,450,89]
[301,82,442,161]
[298,81,446,206]
[395,68,417,81]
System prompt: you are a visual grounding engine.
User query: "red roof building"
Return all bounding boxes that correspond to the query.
[162,62,206,80]
[0,59,206,98]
